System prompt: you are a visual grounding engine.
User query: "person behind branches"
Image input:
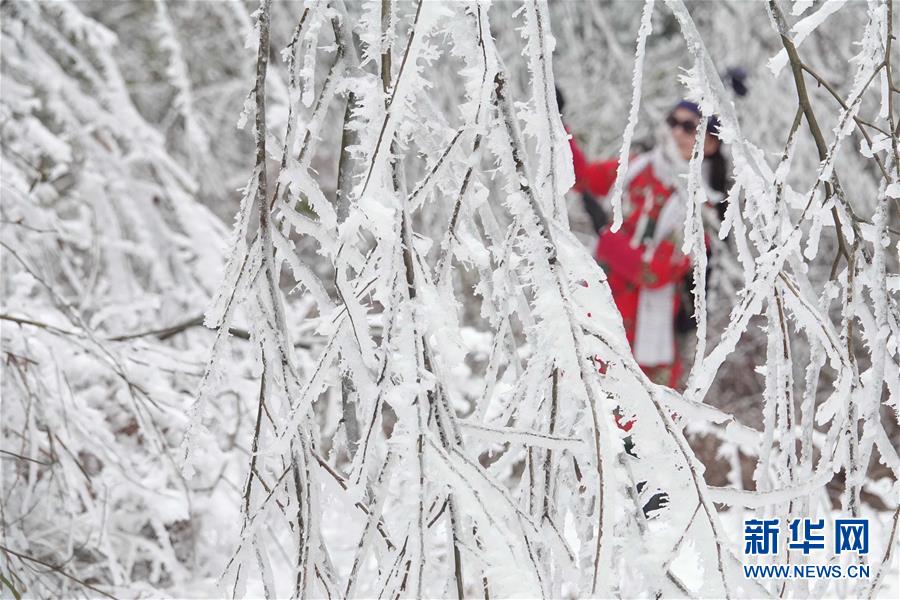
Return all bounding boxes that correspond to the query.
[567,99,729,389]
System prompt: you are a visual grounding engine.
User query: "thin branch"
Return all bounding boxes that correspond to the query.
[0,544,117,600]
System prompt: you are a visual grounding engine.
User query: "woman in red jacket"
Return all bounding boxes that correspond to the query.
[570,100,726,388]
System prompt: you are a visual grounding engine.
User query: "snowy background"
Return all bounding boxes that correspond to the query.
[1,0,898,598]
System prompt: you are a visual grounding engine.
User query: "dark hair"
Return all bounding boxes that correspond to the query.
[706,148,728,195]
[706,147,729,220]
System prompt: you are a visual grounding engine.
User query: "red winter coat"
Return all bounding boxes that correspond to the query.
[570,137,690,387]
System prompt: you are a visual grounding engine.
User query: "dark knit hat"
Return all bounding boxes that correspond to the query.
[673,99,701,117]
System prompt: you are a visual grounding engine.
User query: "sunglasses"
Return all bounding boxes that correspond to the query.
[666,114,700,135]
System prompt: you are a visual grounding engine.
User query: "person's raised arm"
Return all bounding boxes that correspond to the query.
[568,133,619,198]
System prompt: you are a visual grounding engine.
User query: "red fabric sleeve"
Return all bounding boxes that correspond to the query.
[596,230,691,289]
[596,229,644,285]
[569,134,618,197]
[645,240,692,289]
